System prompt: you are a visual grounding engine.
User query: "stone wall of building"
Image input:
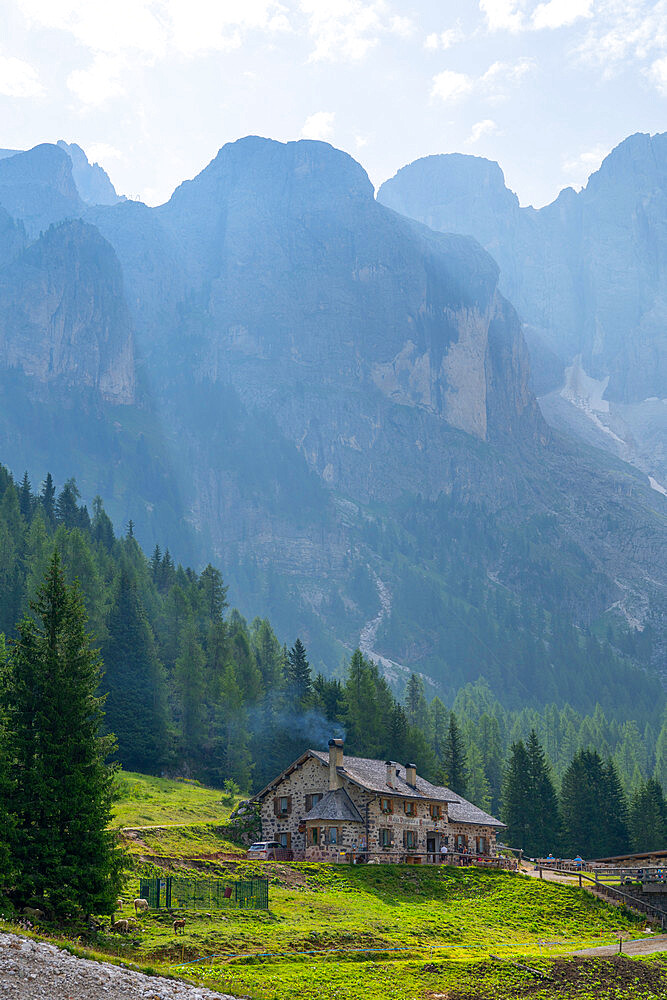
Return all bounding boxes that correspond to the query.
[259,753,497,862]
[448,822,498,855]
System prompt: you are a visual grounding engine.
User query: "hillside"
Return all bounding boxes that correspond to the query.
[6,773,666,1000]
[0,138,663,705]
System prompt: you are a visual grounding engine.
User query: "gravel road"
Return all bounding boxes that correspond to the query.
[0,932,236,1000]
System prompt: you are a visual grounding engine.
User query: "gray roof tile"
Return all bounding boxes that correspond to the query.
[303,787,364,823]
[311,750,459,803]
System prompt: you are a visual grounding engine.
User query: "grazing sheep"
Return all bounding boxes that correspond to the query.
[173,918,186,935]
[133,897,149,914]
[115,898,124,910]
[110,919,130,933]
[21,906,44,921]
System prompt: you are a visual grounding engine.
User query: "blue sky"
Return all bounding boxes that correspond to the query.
[1,0,665,206]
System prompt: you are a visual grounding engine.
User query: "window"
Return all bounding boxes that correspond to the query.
[308,827,319,845]
[327,827,339,845]
[429,804,442,820]
[455,834,466,850]
[278,832,291,849]
[379,828,392,847]
[404,830,417,850]
[274,795,292,816]
[380,797,393,814]
[305,793,323,812]
[404,801,416,816]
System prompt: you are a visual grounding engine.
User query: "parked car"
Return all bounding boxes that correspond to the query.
[246,841,292,860]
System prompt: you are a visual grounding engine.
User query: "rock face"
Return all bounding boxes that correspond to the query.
[0,136,663,696]
[0,144,85,237]
[0,219,134,403]
[153,137,541,461]
[378,133,667,483]
[56,141,125,206]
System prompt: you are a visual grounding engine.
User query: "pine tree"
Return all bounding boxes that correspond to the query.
[525,730,561,856]
[405,674,428,729]
[1,553,122,914]
[40,473,56,525]
[560,750,630,858]
[286,638,312,704]
[630,779,667,852]
[501,741,533,851]
[55,478,81,528]
[101,570,169,771]
[18,472,33,521]
[442,712,468,795]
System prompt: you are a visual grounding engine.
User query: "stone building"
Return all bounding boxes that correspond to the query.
[255,738,505,862]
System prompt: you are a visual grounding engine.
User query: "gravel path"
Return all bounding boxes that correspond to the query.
[572,933,667,957]
[0,932,236,1000]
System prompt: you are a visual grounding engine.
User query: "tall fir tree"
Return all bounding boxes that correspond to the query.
[0,553,122,914]
[629,779,667,852]
[18,472,33,522]
[501,740,533,851]
[525,730,561,855]
[441,712,468,795]
[286,638,312,704]
[560,750,630,858]
[39,473,56,525]
[101,570,169,771]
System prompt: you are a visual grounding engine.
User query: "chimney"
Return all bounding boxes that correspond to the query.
[406,763,417,788]
[328,738,343,790]
[386,761,394,788]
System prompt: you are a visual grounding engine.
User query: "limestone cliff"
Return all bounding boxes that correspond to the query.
[0,220,135,403]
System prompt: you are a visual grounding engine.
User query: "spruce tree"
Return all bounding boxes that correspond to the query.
[40,473,56,525]
[442,712,468,795]
[1,553,121,914]
[501,740,533,851]
[286,638,312,704]
[630,779,667,853]
[525,730,561,856]
[560,750,630,858]
[18,472,33,521]
[101,570,169,772]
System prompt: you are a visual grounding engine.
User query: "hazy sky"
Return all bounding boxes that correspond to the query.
[1,0,665,207]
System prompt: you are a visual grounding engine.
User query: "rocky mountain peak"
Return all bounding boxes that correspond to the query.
[0,143,84,237]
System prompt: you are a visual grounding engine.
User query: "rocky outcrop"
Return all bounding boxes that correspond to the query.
[0,144,84,237]
[56,141,125,206]
[378,132,667,482]
[0,219,134,403]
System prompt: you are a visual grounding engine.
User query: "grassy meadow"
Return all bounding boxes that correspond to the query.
[6,770,665,1000]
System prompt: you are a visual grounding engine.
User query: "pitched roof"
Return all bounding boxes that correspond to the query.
[435,787,506,828]
[303,787,363,823]
[310,750,459,803]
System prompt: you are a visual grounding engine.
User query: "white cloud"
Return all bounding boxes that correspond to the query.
[300,110,336,140]
[0,54,44,97]
[424,26,464,51]
[466,118,499,143]
[532,0,593,30]
[431,57,535,105]
[300,0,412,62]
[67,53,125,106]
[648,55,667,94]
[577,1,667,81]
[430,69,473,103]
[479,0,594,32]
[479,0,525,33]
[17,0,291,59]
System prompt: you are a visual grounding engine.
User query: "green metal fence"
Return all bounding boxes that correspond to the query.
[139,876,268,910]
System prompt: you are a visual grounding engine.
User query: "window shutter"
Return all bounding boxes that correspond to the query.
[305,794,312,812]
[286,832,292,849]
[273,797,279,816]
[403,830,407,847]
[286,795,292,815]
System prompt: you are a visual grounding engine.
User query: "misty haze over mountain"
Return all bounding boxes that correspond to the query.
[0,133,663,716]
